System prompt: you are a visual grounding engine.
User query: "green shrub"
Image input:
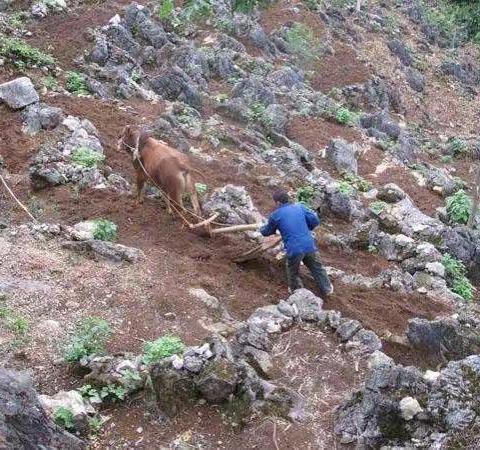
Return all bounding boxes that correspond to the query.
[448,137,468,157]
[92,219,118,241]
[64,317,112,363]
[158,0,175,21]
[9,316,29,337]
[78,384,102,403]
[66,71,89,95]
[247,102,267,122]
[54,407,75,430]
[100,384,126,402]
[70,147,105,168]
[296,185,315,208]
[43,75,59,90]
[442,254,474,301]
[143,335,185,364]
[446,189,472,224]
[233,0,267,13]
[195,183,208,195]
[337,181,354,196]
[335,107,359,125]
[285,23,320,61]
[370,201,388,215]
[0,37,54,69]
[342,172,372,192]
[88,416,103,433]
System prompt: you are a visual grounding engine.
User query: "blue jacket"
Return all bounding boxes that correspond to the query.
[260,203,320,257]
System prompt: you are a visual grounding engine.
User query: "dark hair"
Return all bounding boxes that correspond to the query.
[272,189,290,204]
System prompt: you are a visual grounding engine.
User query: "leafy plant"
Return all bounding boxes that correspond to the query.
[66,71,89,95]
[247,102,267,122]
[233,0,267,13]
[342,172,372,192]
[370,201,388,215]
[195,183,208,195]
[448,137,468,157]
[64,317,112,363]
[54,407,75,431]
[8,12,26,29]
[296,185,315,208]
[285,23,320,61]
[214,93,229,104]
[302,0,319,10]
[100,384,126,402]
[335,107,359,126]
[143,335,185,364]
[9,316,29,337]
[88,416,103,433]
[43,75,59,90]
[337,181,354,196]
[446,189,472,224]
[442,254,475,301]
[92,219,118,241]
[78,384,102,403]
[70,147,105,169]
[130,70,142,83]
[368,244,378,254]
[0,37,54,68]
[158,0,175,21]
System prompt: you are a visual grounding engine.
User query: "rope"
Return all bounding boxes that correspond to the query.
[0,174,39,223]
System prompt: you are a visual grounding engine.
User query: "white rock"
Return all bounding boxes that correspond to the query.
[69,220,97,241]
[0,77,39,109]
[109,14,121,25]
[425,262,445,278]
[399,396,423,421]
[368,351,394,369]
[188,288,220,309]
[171,354,184,370]
[40,390,95,418]
[424,370,440,383]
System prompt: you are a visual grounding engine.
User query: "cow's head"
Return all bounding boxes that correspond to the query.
[117,124,138,154]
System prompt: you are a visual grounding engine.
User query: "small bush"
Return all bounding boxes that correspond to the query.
[195,183,208,195]
[158,0,175,21]
[64,317,112,363]
[448,137,468,157]
[88,416,103,433]
[54,407,75,430]
[342,172,372,192]
[92,219,118,241]
[442,254,474,301]
[446,189,472,225]
[143,335,185,364]
[100,384,126,402]
[233,0,267,13]
[247,102,267,122]
[78,384,102,403]
[0,37,54,69]
[70,147,105,168]
[43,75,59,90]
[335,107,359,126]
[296,185,315,208]
[9,316,29,337]
[66,71,89,95]
[285,23,319,61]
[337,181,354,196]
[370,201,388,215]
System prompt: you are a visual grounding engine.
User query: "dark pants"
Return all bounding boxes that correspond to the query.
[286,251,332,296]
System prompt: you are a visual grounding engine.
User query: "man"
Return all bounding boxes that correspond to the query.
[260,189,333,296]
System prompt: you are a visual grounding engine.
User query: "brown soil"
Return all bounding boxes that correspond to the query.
[367,164,444,216]
[311,43,372,92]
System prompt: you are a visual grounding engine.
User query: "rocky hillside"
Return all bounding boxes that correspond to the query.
[1,0,480,448]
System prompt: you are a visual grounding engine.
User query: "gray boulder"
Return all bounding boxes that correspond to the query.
[0,77,39,109]
[377,183,406,203]
[287,289,324,322]
[61,240,145,263]
[326,139,358,175]
[195,358,239,403]
[336,319,362,342]
[361,110,402,140]
[22,103,64,135]
[388,39,413,66]
[0,368,84,449]
[406,68,425,92]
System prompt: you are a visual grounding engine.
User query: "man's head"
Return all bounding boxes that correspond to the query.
[272,189,290,206]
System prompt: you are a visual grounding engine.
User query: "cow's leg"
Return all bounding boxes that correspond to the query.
[136,171,146,205]
[165,195,173,215]
[186,173,201,215]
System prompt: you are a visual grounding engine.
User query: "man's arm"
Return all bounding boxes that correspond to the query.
[301,204,320,230]
[260,215,278,236]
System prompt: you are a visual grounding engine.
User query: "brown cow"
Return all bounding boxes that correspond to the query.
[118,125,201,215]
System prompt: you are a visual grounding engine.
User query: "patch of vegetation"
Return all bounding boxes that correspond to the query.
[0,37,54,69]
[341,172,372,192]
[246,102,268,123]
[302,0,319,11]
[64,317,112,363]
[296,185,315,208]
[54,407,75,431]
[368,244,378,254]
[158,0,175,21]
[70,147,105,168]
[442,254,475,301]
[78,384,102,403]
[337,180,355,196]
[100,383,127,402]
[0,304,30,346]
[447,137,468,157]
[88,416,103,434]
[65,71,89,96]
[195,183,208,195]
[92,219,118,241]
[285,23,320,61]
[143,335,185,365]
[378,138,397,152]
[370,201,388,215]
[421,0,480,45]
[446,189,472,225]
[43,75,59,90]
[158,0,212,28]
[233,0,268,13]
[214,93,229,104]
[130,69,142,83]
[335,106,360,126]
[8,12,27,29]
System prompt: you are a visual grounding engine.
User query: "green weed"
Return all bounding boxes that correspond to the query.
[43,75,59,90]
[64,317,112,363]
[446,189,472,225]
[341,172,372,192]
[370,201,388,215]
[143,335,185,364]
[233,0,267,13]
[285,23,320,61]
[337,181,354,196]
[88,416,103,433]
[66,71,89,96]
[448,137,468,157]
[195,183,208,195]
[335,107,360,126]
[70,147,105,168]
[100,383,126,402]
[296,185,315,208]
[92,219,118,241]
[442,254,474,301]
[0,37,54,69]
[54,407,75,431]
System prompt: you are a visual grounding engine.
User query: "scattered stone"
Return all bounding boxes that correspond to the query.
[326,139,358,175]
[406,68,425,92]
[195,358,238,403]
[336,319,362,342]
[377,183,406,203]
[244,345,273,379]
[188,288,220,310]
[287,289,323,322]
[388,39,413,66]
[0,77,39,109]
[61,240,145,263]
[399,396,423,420]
